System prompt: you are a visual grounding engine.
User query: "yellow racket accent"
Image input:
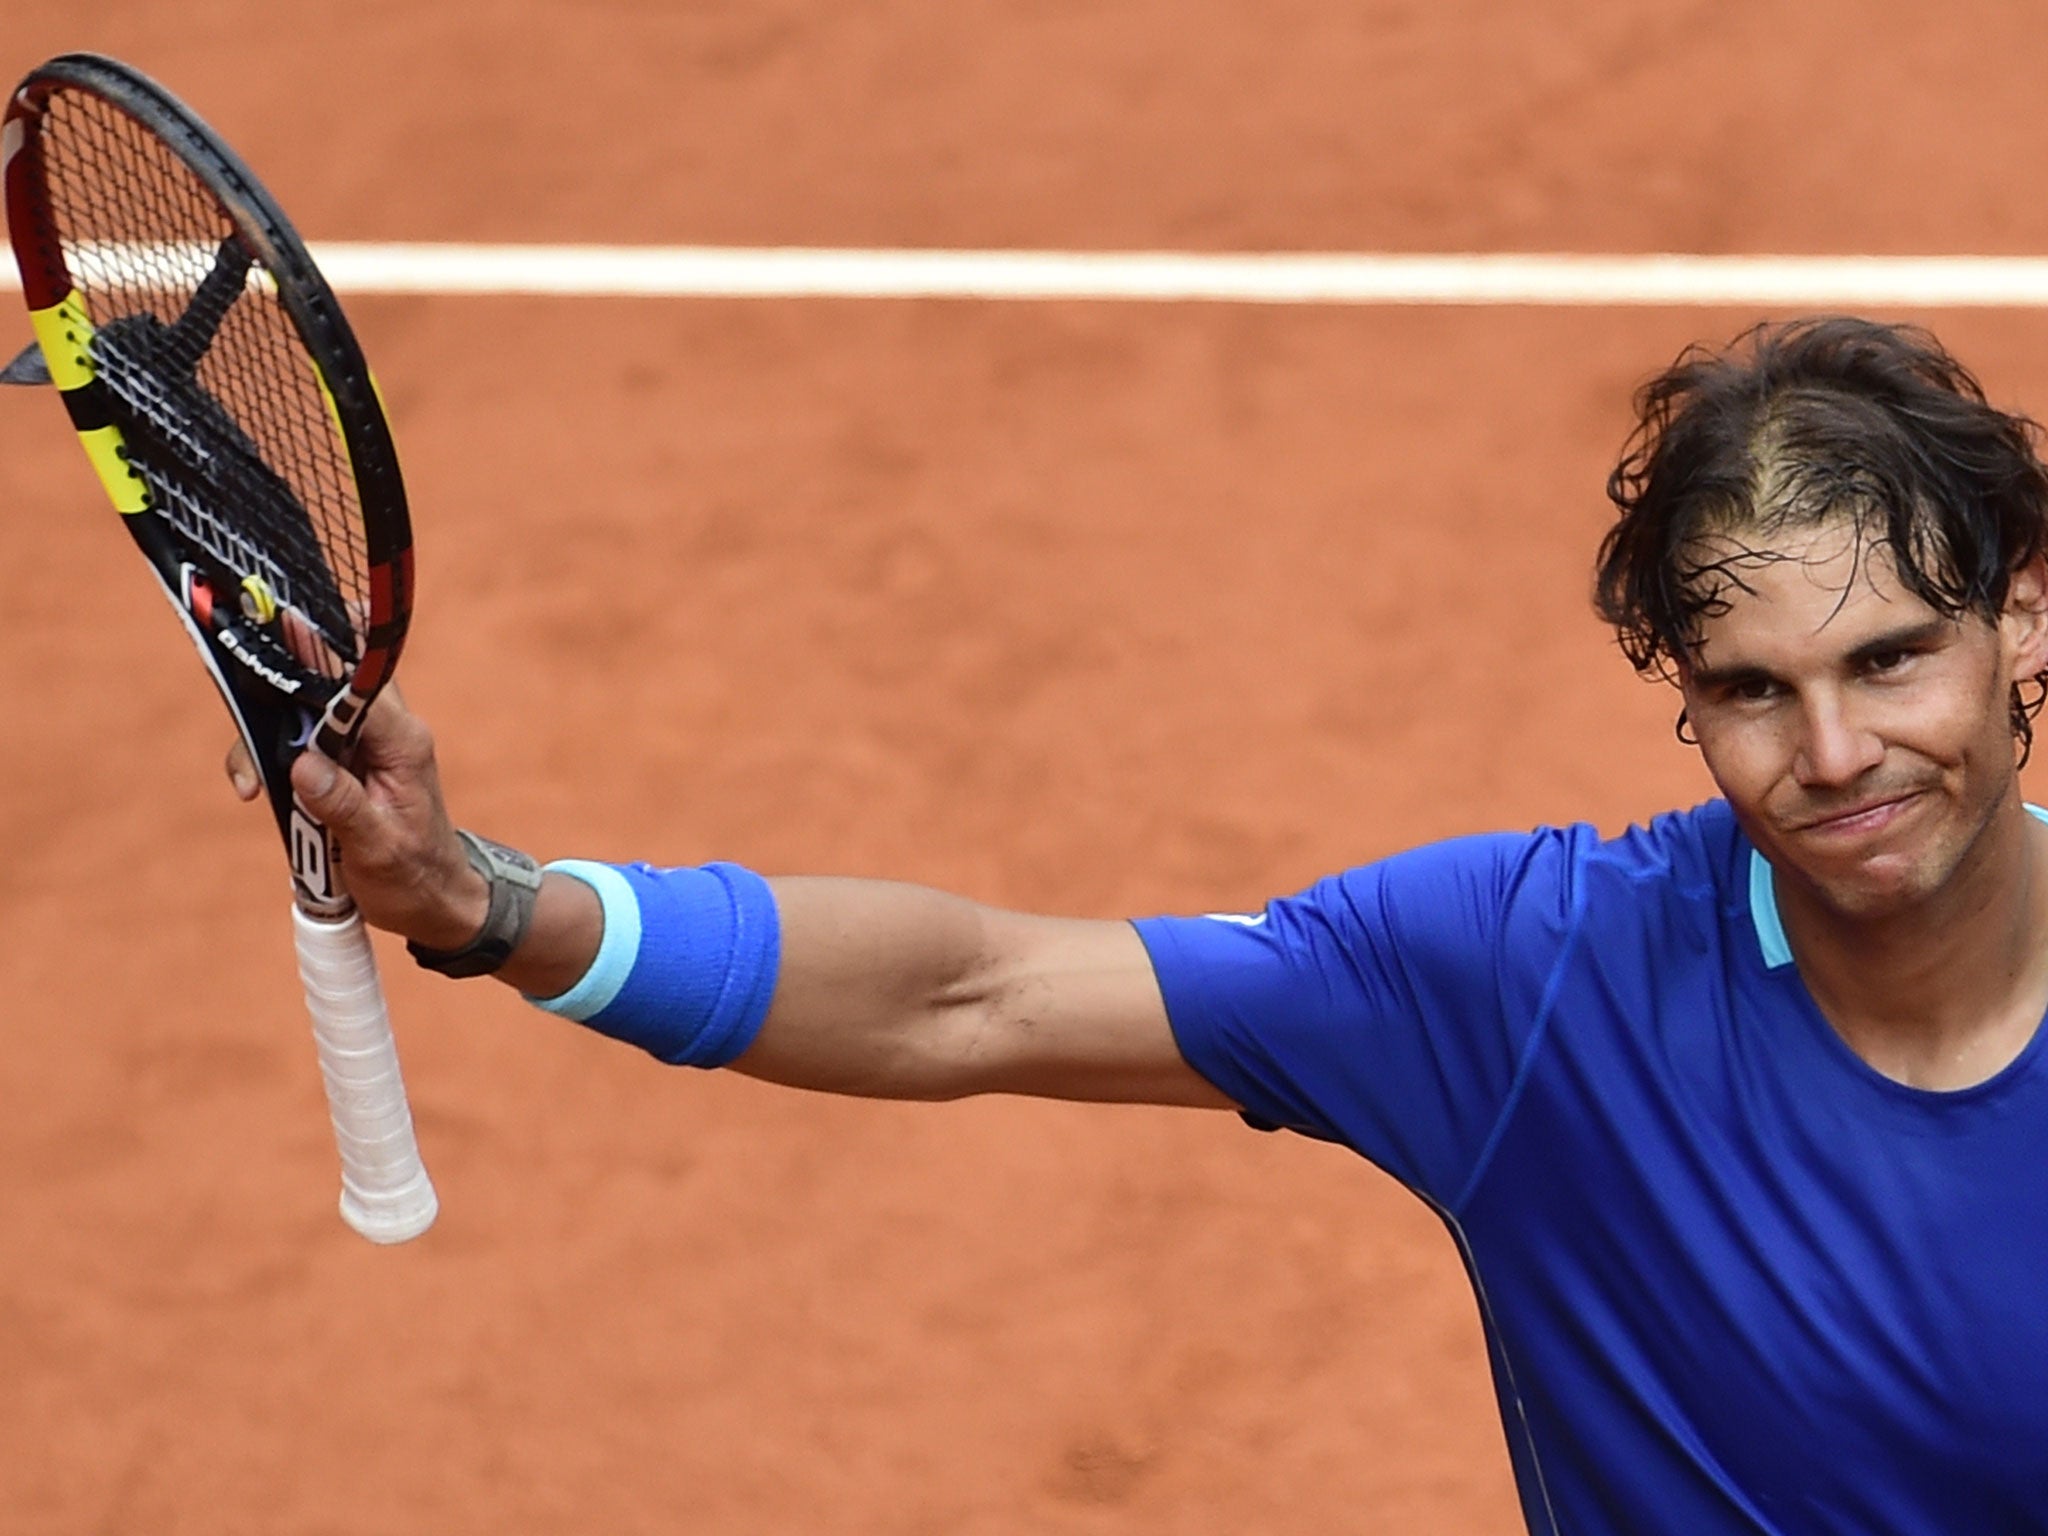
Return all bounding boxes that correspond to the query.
[27,291,94,390]
[76,426,150,513]
[311,364,392,481]
[29,291,150,514]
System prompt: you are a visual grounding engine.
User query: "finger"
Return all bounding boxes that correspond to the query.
[225,739,261,801]
[361,678,411,730]
[291,748,369,832]
[352,684,435,778]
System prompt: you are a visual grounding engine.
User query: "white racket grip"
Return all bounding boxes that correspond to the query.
[293,906,439,1243]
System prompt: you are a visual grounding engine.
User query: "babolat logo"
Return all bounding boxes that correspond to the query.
[216,625,304,694]
[289,807,331,898]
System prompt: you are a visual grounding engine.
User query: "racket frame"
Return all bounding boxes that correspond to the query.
[5,52,414,914]
[4,54,435,1242]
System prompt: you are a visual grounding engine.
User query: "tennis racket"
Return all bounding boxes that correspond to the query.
[2,54,436,1242]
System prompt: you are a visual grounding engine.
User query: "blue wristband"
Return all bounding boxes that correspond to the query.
[526,859,781,1069]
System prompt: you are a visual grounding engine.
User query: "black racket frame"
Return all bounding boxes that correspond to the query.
[4,53,414,915]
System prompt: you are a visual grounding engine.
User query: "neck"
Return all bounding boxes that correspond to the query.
[1773,793,2048,1090]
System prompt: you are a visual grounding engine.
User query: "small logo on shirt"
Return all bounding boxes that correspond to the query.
[1202,911,1268,927]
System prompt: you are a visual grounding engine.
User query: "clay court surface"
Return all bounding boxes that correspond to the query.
[6,4,2048,1531]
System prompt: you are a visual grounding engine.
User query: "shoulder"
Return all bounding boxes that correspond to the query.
[1314,799,1740,926]
[1139,802,1744,995]
[1571,798,1744,895]
[1270,804,1742,1005]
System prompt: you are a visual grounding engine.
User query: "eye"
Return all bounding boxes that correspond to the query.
[1728,675,1780,703]
[1863,647,1913,675]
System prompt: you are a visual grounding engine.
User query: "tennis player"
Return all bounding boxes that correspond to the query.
[232,316,2048,1534]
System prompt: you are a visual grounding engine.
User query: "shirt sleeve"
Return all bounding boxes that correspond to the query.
[1132,826,1591,1206]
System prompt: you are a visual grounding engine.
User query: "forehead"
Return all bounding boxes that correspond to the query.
[1681,520,1953,668]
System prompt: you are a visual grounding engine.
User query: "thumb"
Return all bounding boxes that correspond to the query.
[291,749,366,829]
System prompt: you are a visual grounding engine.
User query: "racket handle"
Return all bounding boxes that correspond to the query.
[293,906,439,1243]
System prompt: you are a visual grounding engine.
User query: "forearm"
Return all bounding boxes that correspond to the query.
[741,876,1088,1101]
[487,863,1224,1107]
[752,892,1222,1104]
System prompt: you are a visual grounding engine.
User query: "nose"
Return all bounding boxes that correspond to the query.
[1792,693,1884,787]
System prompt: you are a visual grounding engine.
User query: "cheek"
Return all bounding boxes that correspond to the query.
[1894,667,2010,765]
[1690,721,1786,804]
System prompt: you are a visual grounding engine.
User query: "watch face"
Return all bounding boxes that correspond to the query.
[408,831,542,977]
[467,832,543,888]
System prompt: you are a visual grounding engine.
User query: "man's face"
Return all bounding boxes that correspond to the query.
[1677,518,2048,921]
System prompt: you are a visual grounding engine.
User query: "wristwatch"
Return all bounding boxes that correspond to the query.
[406,830,544,979]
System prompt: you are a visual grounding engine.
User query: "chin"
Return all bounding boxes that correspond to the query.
[1766,825,1950,921]
[1801,819,1983,919]
[1804,866,1940,921]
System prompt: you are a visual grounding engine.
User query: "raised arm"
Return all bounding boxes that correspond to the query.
[229,690,1234,1111]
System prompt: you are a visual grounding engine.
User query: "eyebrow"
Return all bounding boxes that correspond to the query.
[1688,617,1956,693]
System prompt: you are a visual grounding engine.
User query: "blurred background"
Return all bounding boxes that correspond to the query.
[5,4,2048,1531]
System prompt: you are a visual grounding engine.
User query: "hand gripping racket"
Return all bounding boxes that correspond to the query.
[3,54,436,1242]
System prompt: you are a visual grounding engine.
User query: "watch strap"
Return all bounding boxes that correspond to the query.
[406,830,544,979]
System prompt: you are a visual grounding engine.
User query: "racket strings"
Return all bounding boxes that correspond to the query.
[93,307,355,650]
[35,85,374,680]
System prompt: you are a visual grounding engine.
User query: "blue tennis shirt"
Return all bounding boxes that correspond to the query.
[1134,799,2048,1536]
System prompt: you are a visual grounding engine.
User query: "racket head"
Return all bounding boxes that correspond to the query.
[3,54,413,911]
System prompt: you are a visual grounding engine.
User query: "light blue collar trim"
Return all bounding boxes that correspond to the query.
[1748,848,1795,969]
[1748,802,2048,970]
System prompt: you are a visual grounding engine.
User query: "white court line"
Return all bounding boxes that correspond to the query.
[10,245,2048,305]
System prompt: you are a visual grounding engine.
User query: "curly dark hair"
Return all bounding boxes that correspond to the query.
[1593,316,2048,756]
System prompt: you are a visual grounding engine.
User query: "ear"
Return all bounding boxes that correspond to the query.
[1671,659,1701,716]
[2002,554,2048,677]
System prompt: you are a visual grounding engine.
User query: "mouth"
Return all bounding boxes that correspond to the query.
[1792,790,1925,839]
